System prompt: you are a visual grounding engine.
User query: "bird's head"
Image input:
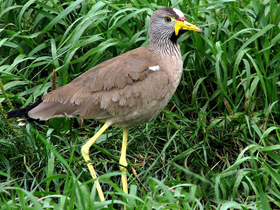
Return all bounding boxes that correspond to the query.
[150,8,203,43]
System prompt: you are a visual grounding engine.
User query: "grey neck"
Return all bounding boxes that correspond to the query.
[148,32,181,58]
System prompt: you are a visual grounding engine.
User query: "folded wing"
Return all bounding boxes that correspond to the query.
[28,47,169,121]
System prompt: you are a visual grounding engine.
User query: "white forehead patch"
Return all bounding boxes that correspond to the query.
[173,8,184,18]
[149,65,160,71]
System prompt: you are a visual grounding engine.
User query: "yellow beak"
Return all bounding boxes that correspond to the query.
[174,19,203,36]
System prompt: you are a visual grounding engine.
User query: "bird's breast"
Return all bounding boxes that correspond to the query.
[105,56,183,127]
[160,55,183,89]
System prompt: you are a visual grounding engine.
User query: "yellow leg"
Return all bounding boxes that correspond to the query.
[81,123,110,202]
[120,127,128,195]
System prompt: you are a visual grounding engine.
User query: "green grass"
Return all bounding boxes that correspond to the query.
[1,0,280,209]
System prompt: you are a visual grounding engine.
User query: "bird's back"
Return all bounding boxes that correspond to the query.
[28,46,182,126]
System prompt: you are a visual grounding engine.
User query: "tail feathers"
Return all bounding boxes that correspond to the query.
[28,101,79,120]
[7,100,42,119]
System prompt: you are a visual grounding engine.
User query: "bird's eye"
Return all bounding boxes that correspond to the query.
[164,16,172,23]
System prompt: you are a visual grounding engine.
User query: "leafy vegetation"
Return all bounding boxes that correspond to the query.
[1,0,280,209]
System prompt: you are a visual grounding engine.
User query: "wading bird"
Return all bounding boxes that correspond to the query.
[7,7,202,202]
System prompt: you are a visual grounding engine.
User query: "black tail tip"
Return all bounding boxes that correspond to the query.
[7,109,29,119]
[7,100,42,119]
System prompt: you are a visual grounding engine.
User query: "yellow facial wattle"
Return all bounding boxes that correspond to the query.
[173,18,203,35]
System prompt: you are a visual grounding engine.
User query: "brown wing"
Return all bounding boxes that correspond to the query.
[28,47,169,121]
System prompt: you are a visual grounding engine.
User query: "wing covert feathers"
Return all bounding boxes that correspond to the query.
[28,47,170,121]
